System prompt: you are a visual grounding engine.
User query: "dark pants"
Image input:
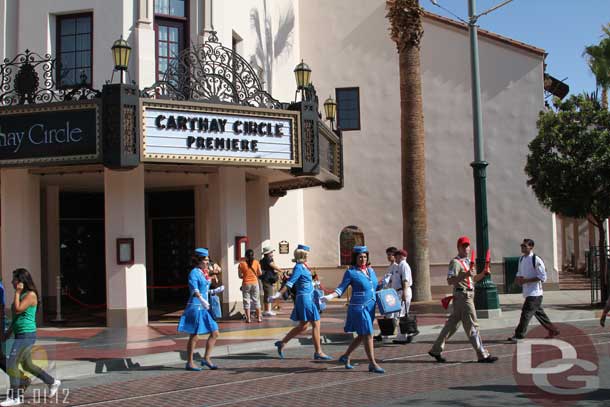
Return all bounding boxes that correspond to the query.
[514,296,557,338]
[7,333,54,396]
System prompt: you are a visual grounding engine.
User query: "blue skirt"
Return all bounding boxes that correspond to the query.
[290,292,320,322]
[178,302,219,335]
[344,299,376,335]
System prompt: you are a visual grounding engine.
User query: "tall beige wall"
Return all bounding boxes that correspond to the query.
[298,0,554,288]
[1,169,42,309]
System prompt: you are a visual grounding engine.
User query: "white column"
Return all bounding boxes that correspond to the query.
[212,167,246,316]
[135,0,155,87]
[104,166,148,327]
[573,219,580,271]
[1,169,41,312]
[246,177,270,256]
[551,213,559,282]
[45,185,60,308]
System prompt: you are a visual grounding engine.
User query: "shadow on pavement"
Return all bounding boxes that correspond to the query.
[74,357,179,373]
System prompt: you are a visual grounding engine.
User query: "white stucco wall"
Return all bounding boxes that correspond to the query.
[298,0,555,287]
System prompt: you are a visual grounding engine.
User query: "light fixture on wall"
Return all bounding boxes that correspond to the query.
[294,60,312,101]
[323,96,337,129]
[111,35,132,84]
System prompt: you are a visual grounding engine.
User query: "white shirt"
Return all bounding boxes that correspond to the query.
[390,260,412,290]
[516,253,546,297]
[382,263,398,289]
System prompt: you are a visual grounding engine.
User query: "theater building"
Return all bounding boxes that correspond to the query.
[0,0,566,327]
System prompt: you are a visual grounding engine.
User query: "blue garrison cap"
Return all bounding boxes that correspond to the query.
[194,247,209,257]
[297,244,311,251]
[353,245,368,254]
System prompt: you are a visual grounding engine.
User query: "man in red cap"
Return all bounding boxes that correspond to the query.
[428,236,498,363]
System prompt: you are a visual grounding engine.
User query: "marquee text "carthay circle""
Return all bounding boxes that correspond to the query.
[154,115,284,137]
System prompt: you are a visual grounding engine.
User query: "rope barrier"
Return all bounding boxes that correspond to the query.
[64,289,106,309]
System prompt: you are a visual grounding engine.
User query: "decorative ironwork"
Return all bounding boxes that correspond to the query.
[141,31,282,109]
[123,105,137,154]
[0,50,101,106]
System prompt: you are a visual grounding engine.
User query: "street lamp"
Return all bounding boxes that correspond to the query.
[323,96,337,129]
[111,35,132,84]
[294,60,312,101]
[431,0,514,318]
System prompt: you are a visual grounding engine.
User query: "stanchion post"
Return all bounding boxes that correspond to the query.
[51,274,65,322]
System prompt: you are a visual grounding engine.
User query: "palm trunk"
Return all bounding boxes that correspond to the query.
[399,45,431,302]
[602,87,608,110]
[387,0,431,302]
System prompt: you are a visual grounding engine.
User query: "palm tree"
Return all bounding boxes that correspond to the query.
[386,0,431,301]
[584,24,610,109]
[250,0,294,94]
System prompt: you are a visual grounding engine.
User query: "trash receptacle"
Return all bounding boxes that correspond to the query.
[503,257,521,294]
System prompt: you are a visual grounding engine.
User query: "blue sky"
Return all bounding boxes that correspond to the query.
[421,0,609,97]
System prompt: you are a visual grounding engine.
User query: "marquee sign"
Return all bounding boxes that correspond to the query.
[0,101,100,166]
[141,100,300,167]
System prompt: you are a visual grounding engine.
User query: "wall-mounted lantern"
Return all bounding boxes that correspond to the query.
[323,96,337,129]
[111,35,132,84]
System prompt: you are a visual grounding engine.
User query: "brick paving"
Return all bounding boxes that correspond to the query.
[17,321,610,407]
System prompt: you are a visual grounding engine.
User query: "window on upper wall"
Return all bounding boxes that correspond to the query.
[154,0,188,81]
[336,87,361,131]
[57,13,93,88]
[339,226,365,266]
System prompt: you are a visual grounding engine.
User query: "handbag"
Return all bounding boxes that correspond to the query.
[399,312,418,335]
[312,289,326,312]
[209,294,222,320]
[377,318,395,336]
[375,288,402,315]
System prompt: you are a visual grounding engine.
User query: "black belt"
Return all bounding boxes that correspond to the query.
[455,288,474,292]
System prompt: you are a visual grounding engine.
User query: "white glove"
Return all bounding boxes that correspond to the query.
[321,293,337,303]
[210,285,225,295]
[268,292,281,302]
[200,298,210,310]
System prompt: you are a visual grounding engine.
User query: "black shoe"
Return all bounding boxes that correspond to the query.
[374,334,383,342]
[507,336,523,343]
[428,351,446,363]
[405,336,414,344]
[478,355,498,363]
[392,339,409,345]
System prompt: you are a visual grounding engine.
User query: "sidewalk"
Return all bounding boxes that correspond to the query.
[4,289,602,385]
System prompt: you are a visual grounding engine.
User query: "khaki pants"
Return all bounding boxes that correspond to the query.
[430,291,488,359]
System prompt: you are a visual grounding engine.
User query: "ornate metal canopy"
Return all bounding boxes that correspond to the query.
[0,50,101,106]
[141,31,282,109]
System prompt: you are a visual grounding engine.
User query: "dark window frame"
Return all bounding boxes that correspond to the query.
[335,87,361,131]
[339,225,365,266]
[56,12,94,88]
[154,0,189,81]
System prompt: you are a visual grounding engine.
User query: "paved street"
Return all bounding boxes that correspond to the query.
[15,319,610,407]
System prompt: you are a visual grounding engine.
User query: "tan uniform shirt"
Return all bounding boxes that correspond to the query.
[447,257,473,291]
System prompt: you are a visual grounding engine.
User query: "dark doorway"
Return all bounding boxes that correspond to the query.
[59,192,106,324]
[147,190,195,315]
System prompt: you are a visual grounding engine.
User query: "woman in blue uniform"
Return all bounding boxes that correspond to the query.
[269,244,332,360]
[322,246,384,373]
[178,248,224,371]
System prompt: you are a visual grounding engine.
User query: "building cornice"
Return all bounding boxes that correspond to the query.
[423,11,546,57]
